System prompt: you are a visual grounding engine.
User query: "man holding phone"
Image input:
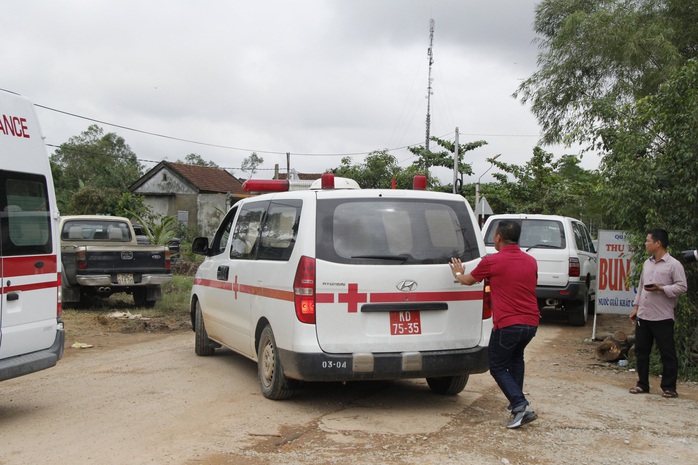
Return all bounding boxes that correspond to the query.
[629,229,687,397]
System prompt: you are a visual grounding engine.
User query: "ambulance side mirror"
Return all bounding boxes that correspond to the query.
[191,237,210,256]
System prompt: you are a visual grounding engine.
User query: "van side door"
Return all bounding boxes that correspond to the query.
[201,201,269,356]
[0,170,58,358]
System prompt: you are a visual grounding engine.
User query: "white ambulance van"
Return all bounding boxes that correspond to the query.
[190,174,491,399]
[0,89,64,381]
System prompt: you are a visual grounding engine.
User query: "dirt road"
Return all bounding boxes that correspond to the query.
[2,314,697,465]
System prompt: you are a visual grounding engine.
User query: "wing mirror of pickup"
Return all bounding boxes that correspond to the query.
[191,237,210,256]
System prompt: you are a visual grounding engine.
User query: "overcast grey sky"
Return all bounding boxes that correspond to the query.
[1,0,597,182]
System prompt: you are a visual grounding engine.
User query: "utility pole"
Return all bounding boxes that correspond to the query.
[453,127,459,194]
[425,19,435,152]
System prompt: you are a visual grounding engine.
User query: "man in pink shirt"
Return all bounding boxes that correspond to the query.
[451,220,540,428]
[629,229,687,397]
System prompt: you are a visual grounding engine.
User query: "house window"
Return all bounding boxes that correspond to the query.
[177,210,188,225]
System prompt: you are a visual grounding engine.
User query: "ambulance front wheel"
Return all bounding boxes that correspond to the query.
[257,325,294,400]
[426,374,469,395]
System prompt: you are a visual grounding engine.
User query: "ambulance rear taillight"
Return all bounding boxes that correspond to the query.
[294,256,316,324]
[482,279,493,320]
[57,273,63,318]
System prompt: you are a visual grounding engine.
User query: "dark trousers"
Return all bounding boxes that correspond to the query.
[634,318,678,392]
[488,324,537,412]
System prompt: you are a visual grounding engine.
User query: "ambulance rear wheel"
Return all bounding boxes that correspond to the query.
[426,374,469,395]
[257,325,294,400]
[194,301,215,356]
[133,288,156,308]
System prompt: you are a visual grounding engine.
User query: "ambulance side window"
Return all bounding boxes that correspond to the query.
[209,206,238,256]
[0,171,52,256]
[230,201,268,260]
[257,200,302,261]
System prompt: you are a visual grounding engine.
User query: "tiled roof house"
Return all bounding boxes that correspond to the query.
[130,161,246,236]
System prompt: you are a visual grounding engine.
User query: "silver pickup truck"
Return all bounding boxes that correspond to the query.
[60,215,172,307]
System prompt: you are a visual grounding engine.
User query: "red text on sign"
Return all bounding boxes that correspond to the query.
[598,258,631,291]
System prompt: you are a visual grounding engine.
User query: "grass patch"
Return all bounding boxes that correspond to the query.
[62,275,194,338]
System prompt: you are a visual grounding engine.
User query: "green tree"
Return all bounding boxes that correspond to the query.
[519,1,698,376]
[114,192,152,221]
[408,136,488,190]
[332,150,404,189]
[51,125,143,214]
[241,152,264,178]
[68,185,120,215]
[484,147,601,224]
[599,61,698,375]
[178,153,219,167]
[515,0,697,149]
[128,212,179,246]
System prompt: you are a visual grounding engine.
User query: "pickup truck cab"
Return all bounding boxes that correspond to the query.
[60,215,172,307]
[190,174,492,399]
[482,214,597,326]
[1,89,64,381]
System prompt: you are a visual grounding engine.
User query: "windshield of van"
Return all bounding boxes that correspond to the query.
[316,198,479,265]
[484,218,564,249]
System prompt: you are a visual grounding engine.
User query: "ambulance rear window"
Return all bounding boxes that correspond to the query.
[0,171,53,256]
[316,198,479,264]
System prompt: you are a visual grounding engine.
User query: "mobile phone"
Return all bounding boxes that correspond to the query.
[644,284,654,290]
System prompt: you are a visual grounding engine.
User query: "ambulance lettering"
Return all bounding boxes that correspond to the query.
[0,114,31,138]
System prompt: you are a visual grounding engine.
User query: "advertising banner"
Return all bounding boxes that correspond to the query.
[595,230,636,315]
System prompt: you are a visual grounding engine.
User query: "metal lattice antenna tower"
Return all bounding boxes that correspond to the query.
[425,19,435,152]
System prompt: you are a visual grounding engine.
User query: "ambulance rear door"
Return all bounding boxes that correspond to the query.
[0,90,60,361]
[314,190,486,354]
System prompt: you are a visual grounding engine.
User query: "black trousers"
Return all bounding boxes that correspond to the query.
[634,318,678,392]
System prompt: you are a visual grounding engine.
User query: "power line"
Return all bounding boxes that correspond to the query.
[34,102,539,161]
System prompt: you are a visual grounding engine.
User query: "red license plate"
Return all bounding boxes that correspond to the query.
[390,311,421,335]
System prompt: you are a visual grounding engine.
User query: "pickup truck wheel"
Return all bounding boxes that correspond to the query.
[567,297,589,327]
[257,325,294,400]
[194,301,216,356]
[133,288,156,308]
[426,375,469,395]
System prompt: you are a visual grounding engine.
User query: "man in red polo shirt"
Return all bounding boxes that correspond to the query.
[450,219,540,429]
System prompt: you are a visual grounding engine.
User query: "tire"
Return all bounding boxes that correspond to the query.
[426,374,469,395]
[257,325,294,400]
[133,288,156,308]
[567,297,589,327]
[194,301,216,356]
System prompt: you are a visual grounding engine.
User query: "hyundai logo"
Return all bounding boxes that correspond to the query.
[396,280,418,292]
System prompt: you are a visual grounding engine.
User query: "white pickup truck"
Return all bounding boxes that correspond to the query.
[482,214,597,326]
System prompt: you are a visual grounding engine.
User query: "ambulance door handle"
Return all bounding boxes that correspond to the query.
[217,266,229,281]
[7,292,19,301]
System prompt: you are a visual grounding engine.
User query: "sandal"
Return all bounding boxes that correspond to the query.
[629,386,648,394]
[662,390,678,398]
